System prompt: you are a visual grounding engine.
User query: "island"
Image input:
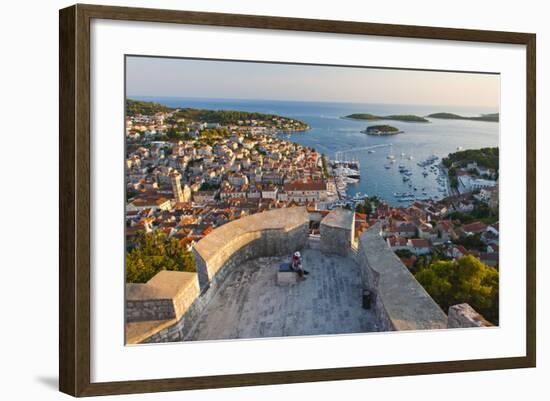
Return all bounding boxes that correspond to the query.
[344,113,429,123]
[362,125,403,135]
[427,112,499,122]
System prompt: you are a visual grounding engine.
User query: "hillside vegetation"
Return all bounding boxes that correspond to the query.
[345,113,429,123]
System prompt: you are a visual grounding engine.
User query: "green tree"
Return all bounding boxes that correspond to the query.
[454,233,486,251]
[321,154,329,178]
[355,199,373,216]
[415,255,499,324]
[126,230,195,283]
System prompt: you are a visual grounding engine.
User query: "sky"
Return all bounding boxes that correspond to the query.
[126,56,500,109]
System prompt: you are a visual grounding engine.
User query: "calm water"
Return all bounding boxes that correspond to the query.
[134,96,499,206]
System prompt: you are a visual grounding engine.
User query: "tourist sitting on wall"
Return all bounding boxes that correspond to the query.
[291,251,309,277]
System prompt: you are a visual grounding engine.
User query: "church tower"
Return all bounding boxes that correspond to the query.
[170,170,185,203]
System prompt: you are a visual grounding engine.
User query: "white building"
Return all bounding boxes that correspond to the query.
[457,175,497,194]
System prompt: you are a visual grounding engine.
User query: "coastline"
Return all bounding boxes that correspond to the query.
[130,98,498,207]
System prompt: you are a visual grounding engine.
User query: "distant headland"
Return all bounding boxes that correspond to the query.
[427,112,499,122]
[126,98,310,131]
[362,125,403,135]
[344,113,429,123]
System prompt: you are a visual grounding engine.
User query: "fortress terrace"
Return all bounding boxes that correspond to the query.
[126,207,489,344]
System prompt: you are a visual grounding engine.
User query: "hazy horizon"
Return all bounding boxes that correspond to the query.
[126,56,500,109]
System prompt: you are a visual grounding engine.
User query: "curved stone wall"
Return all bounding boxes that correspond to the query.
[193,206,309,291]
[126,207,309,344]
[357,223,448,331]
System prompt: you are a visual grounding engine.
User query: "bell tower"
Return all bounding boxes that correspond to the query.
[170,170,184,203]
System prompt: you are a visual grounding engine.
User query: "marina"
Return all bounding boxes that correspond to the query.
[329,147,452,206]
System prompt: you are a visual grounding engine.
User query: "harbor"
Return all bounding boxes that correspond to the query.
[328,145,452,208]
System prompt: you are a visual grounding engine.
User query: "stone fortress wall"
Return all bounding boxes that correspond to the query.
[126,207,490,344]
[126,207,309,344]
[357,222,449,331]
[193,207,309,291]
[125,270,200,344]
[320,209,355,257]
[448,303,493,328]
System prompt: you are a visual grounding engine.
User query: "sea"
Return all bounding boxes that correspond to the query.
[133,96,499,206]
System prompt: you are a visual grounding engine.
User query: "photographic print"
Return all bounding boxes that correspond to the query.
[124,56,500,345]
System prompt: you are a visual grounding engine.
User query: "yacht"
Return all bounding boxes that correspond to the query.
[343,177,359,184]
[398,196,416,202]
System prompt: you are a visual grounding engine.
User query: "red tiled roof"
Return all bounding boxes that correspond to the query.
[462,221,487,233]
[409,238,431,247]
[400,256,417,268]
[438,220,454,231]
[284,180,326,191]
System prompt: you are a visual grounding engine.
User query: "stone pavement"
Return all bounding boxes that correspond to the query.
[185,249,378,341]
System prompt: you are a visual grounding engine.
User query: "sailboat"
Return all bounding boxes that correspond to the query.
[386,144,395,160]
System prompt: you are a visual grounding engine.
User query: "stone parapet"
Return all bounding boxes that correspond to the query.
[193,206,309,290]
[126,270,199,322]
[125,270,200,344]
[357,223,448,331]
[448,303,493,328]
[320,208,355,257]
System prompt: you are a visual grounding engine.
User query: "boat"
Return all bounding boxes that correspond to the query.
[335,166,360,178]
[417,154,439,167]
[368,150,375,154]
[343,177,359,184]
[387,145,395,160]
[384,165,391,169]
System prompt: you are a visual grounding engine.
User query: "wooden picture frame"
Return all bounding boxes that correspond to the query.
[59,3,536,397]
